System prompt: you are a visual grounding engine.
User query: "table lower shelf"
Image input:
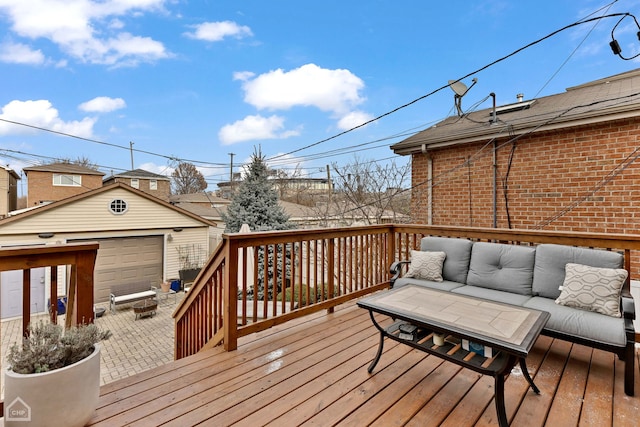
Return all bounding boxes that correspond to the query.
[385,320,511,375]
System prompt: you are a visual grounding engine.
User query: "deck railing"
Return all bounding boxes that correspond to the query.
[0,241,99,416]
[174,224,640,359]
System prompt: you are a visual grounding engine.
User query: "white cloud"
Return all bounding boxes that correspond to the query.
[239,63,367,115]
[0,0,170,66]
[336,110,375,131]
[0,41,45,64]
[79,96,126,113]
[218,114,300,145]
[0,99,96,137]
[184,21,253,42]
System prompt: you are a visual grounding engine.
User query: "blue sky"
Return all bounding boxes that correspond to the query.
[1,0,639,194]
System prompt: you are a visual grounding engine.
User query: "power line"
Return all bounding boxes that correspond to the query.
[0,117,227,167]
[267,12,635,162]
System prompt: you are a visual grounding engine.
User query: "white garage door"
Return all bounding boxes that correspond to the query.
[88,236,163,303]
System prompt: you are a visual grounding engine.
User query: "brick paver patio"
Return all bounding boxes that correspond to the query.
[1,292,185,399]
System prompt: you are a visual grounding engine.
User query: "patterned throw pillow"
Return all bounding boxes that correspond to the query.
[405,250,446,282]
[555,263,628,317]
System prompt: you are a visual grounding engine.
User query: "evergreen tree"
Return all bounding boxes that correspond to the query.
[222,149,294,300]
[222,150,292,233]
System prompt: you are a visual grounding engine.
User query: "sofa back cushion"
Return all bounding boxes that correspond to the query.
[532,244,624,299]
[466,242,536,295]
[420,237,473,283]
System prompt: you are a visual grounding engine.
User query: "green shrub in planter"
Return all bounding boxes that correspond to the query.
[7,321,111,374]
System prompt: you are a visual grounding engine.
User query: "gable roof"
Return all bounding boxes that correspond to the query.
[103,168,170,181]
[0,165,20,180]
[0,182,215,228]
[391,68,640,154]
[22,162,105,176]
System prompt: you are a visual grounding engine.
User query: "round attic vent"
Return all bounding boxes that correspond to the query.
[109,199,128,214]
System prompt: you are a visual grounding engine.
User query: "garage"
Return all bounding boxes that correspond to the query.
[77,236,163,303]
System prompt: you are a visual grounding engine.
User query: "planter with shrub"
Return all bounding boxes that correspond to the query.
[4,322,110,427]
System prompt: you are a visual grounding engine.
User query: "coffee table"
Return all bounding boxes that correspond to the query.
[357,285,549,427]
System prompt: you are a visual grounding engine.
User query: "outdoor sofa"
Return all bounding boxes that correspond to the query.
[390,236,636,396]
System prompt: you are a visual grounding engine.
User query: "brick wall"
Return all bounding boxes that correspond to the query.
[26,171,103,206]
[112,177,171,201]
[411,117,640,276]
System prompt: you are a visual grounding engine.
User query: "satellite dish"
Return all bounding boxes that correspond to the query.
[447,78,478,116]
[448,80,468,97]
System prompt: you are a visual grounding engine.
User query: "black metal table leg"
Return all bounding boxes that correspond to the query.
[494,374,509,427]
[366,310,386,373]
[519,358,540,394]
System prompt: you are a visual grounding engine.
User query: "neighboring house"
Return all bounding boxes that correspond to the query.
[0,183,214,317]
[217,176,331,199]
[390,68,640,276]
[169,192,231,208]
[0,165,20,218]
[23,162,104,206]
[103,169,171,201]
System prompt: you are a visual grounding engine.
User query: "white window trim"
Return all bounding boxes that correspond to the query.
[109,198,128,215]
[53,174,82,187]
[131,178,139,189]
[150,179,157,190]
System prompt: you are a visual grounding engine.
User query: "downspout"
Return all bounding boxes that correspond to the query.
[490,93,497,228]
[421,144,433,225]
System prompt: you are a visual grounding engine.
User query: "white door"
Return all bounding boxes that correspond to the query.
[1,268,46,319]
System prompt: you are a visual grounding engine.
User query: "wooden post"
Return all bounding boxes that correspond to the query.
[327,239,335,314]
[223,238,238,351]
[22,269,30,337]
[65,264,77,329]
[75,250,96,325]
[50,267,58,324]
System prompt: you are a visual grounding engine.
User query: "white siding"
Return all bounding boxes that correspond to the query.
[0,187,206,235]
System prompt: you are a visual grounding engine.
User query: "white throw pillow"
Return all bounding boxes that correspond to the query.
[405,250,446,282]
[555,263,628,317]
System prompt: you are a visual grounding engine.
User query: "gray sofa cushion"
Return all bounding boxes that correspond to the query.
[420,236,473,284]
[452,285,532,306]
[524,297,626,346]
[532,244,624,299]
[394,277,465,292]
[466,242,536,295]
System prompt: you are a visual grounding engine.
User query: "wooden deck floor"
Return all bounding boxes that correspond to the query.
[88,300,640,426]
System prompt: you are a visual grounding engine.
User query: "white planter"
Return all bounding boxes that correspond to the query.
[4,343,101,427]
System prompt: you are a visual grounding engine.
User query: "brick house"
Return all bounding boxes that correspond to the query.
[22,162,104,206]
[103,169,171,201]
[391,68,640,275]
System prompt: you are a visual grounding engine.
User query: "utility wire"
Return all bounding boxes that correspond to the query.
[0,117,227,167]
[336,90,640,218]
[267,12,635,162]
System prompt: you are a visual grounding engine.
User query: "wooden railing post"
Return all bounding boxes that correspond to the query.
[224,238,239,351]
[75,249,96,325]
[388,225,397,278]
[49,267,58,324]
[22,269,30,337]
[327,238,335,314]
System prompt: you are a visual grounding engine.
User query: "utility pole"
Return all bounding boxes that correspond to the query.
[129,141,134,170]
[229,153,235,192]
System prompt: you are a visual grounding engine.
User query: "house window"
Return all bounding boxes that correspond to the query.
[53,174,81,187]
[109,199,128,214]
[150,180,157,190]
[131,178,139,189]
